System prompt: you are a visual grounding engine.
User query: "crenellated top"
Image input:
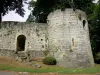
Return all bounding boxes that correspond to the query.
[47,8,87,26]
[0,22,47,29]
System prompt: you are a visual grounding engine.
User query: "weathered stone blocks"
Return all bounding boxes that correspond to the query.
[0,8,94,68]
[47,9,94,68]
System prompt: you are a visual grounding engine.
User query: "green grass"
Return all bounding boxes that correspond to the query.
[0,64,100,74]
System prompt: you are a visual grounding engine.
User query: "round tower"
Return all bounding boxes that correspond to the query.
[47,8,94,68]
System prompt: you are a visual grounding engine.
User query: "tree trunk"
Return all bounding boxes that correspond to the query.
[0,12,2,28]
[0,7,2,23]
[0,13,2,23]
[0,5,2,22]
[0,7,2,28]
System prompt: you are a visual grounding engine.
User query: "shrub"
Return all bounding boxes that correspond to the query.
[43,50,49,56]
[95,52,100,64]
[43,57,57,65]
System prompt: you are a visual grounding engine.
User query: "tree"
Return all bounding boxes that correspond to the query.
[88,0,100,55]
[29,0,93,23]
[0,0,27,22]
[87,0,100,63]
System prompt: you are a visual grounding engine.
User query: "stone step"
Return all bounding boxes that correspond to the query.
[15,51,27,60]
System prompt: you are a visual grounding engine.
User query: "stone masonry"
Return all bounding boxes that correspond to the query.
[0,8,94,68]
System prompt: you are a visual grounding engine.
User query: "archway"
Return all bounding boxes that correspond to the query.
[17,35,26,51]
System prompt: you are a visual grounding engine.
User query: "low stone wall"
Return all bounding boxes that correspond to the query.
[0,49,16,57]
[0,49,44,62]
[26,50,44,59]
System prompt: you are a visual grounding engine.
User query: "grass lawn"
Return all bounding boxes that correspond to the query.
[0,56,100,74]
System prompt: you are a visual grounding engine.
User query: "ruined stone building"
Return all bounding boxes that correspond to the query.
[0,9,94,68]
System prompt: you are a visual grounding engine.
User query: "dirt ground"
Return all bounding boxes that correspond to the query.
[0,56,100,75]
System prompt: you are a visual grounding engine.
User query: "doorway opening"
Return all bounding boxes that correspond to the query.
[17,35,26,51]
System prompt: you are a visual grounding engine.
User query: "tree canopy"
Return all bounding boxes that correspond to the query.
[0,0,27,22]
[29,0,93,23]
[88,0,100,58]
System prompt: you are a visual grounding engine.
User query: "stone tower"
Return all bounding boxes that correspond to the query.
[47,9,94,68]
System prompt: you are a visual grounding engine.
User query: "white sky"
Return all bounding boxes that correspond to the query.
[93,0,99,3]
[2,0,32,22]
[2,0,99,22]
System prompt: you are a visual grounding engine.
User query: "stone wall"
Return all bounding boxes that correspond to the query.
[0,8,94,68]
[0,22,48,51]
[0,22,47,60]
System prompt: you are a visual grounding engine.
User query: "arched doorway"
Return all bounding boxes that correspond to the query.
[17,35,26,51]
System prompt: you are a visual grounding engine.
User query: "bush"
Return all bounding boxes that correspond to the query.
[43,50,49,56]
[43,57,57,65]
[95,52,100,64]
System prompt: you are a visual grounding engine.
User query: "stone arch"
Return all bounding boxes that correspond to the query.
[16,35,26,51]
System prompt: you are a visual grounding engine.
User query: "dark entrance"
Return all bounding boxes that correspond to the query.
[17,35,26,51]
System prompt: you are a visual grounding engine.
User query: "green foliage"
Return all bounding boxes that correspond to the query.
[95,52,100,64]
[27,13,35,22]
[88,0,100,62]
[43,57,57,65]
[29,0,92,23]
[43,50,49,56]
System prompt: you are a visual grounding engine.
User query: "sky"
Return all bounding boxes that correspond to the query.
[93,0,99,3]
[2,0,99,22]
[2,0,32,22]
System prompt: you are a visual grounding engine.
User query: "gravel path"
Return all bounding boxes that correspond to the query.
[0,71,29,75]
[0,71,100,75]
